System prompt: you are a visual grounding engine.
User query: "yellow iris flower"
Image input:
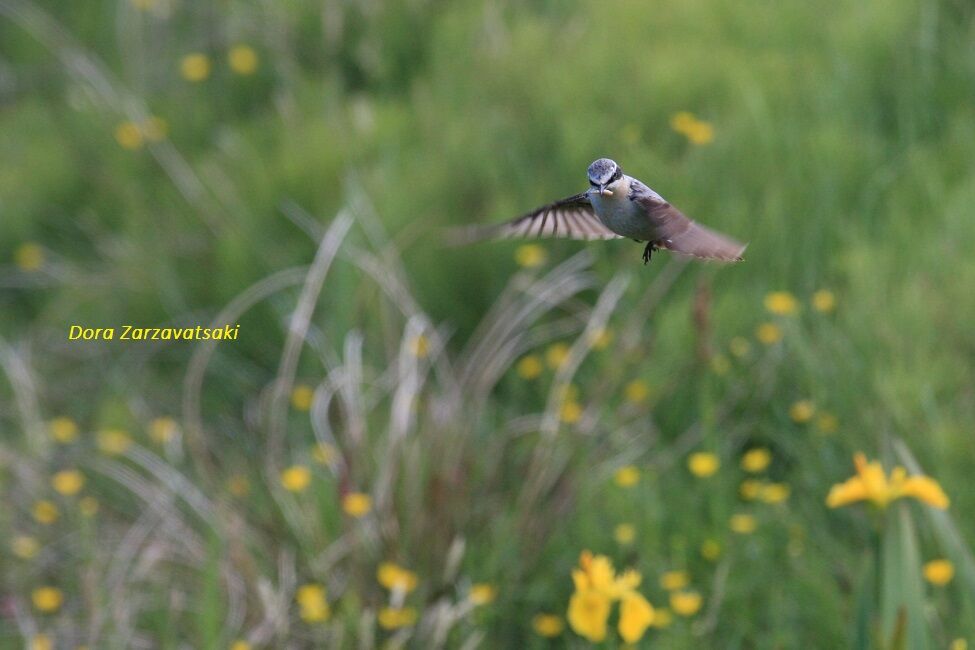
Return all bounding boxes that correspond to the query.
[826,453,949,510]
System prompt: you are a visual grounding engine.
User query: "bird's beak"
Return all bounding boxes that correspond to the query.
[598,185,613,196]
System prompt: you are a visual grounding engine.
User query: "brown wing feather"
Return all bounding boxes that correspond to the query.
[635,196,746,261]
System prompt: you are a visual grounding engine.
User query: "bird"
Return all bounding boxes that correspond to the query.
[465,158,746,264]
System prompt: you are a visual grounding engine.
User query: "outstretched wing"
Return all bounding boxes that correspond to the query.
[451,192,621,244]
[633,193,746,261]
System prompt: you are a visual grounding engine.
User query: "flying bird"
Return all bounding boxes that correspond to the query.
[467,158,746,264]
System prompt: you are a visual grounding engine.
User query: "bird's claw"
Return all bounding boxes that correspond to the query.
[642,242,657,265]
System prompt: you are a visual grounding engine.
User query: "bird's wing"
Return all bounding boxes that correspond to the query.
[632,193,746,261]
[451,192,622,244]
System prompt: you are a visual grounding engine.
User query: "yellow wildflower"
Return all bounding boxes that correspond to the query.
[660,570,689,591]
[826,453,949,510]
[950,640,967,650]
[764,291,799,316]
[700,539,721,561]
[378,607,418,629]
[816,412,838,434]
[12,535,40,559]
[669,590,702,617]
[227,474,250,497]
[342,492,372,517]
[79,497,99,517]
[923,559,954,586]
[49,417,78,443]
[469,583,497,605]
[532,613,564,637]
[228,44,259,75]
[377,563,418,593]
[687,452,720,478]
[97,429,132,455]
[571,551,641,599]
[114,121,144,150]
[515,244,547,268]
[30,634,52,650]
[311,442,337,465]
[614,523,636,545]
[618,591,655,643]
[729,336,751,358]
[560,401,583,424]
[280,465,311,492]
[545,342,570,369]
[812,289,836,313]
[670,112,714,145]
[740,479,762,500]
[651,607,673,628]
[730,513,757,534]
[409,334,430,358]
[296,584,330,623]
[149,417,178,444]
[741,447,771,473]
[51,469,85,496]
[230,641,251,650]
[614,465,640,488]
[789,400,815,423]
[290,384,314,411]
[759,482,791,504]
[33,500,59,525]
[755,322,783,345]
[624,379,650,404]
[567,589,611,642]
[588,327,614,350]
[516,355,543,379]
[32,587,63,613]
[710,354,731,375]
[180,53,211,82]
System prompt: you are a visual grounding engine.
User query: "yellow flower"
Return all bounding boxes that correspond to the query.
[149,417,178,444]
[710,354,731,375]
[700,539,721,561]
[670,112,714,145]
[950,640,967,650]
[624,379,650,404]
[377,562,419,593]
[729,336,751,358]
[49,417,79,444]
[669,590,702,617]
[32,586,64,613]
[228,44,259,75]
[588,327,614,350]
[759,482,791,504]
[545,342,570,370]
[614,465,640,488]
[826,453,950,510]
[812,289,836,313]
[571,551,640,600]
[33,500,59,525]
[755,322,783,345]
[741,448,771,473]
[290,384,314,411]
[12,535,40,559]
[79,496,99,517]
[51,469,85,496]
[567,589,611,642]
[15,242,45,272]
[97,429,132,455]
[378,607,418,629]
[180,53,211,82]
[739,479,762,500]
[296,584,330,623]
[614,523,636,545]
[730,513,757,534]
[30,634,52,650]
[342,492,372,517]
[651,607,673,628]
[280,465,311,492]
[764,291,799,316]
[515,244,547,268]
[311,442,337,465]
[114,121,144,150]
[516,354,543,379]
[660,570,689,591]
[618,591,655,643]
[227,474,250,497]
[789,400,815,423]
[142,116,168,142]
[687,452,720,478]
[560,401,583,424]
[409,334,430,358]
[230,641,251,650]
[469,583,497,605]
[923,559,954,586]
[816,412,838,434]
[532,613,564,637]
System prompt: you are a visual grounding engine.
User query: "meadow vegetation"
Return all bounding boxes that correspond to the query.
[2,0,975,647]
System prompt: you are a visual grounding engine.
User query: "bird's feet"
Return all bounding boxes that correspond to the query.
[642,241,658,265]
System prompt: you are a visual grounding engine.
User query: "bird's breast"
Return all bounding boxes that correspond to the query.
[591,184,651,239]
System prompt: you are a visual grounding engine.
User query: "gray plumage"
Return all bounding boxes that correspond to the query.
[473,157,746,263]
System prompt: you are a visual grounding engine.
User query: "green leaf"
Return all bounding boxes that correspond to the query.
[880,503,928,650]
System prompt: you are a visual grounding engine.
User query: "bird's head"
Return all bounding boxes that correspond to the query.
[587,158,623,196]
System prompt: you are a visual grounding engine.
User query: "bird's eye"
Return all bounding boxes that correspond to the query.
[611,168,622,182]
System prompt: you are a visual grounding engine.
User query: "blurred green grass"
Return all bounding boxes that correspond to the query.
[2,0,975,647]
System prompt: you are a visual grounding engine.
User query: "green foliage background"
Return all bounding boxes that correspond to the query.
[2,0,975,647]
